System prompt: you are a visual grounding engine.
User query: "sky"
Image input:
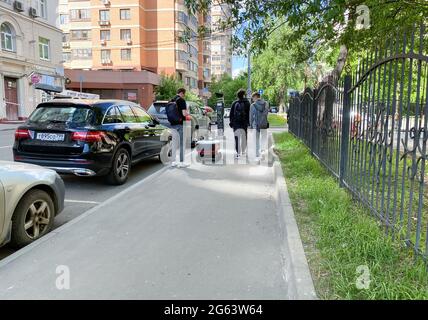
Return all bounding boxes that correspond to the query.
[232,56,247,78]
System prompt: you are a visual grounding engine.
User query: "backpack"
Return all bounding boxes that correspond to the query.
[255,102,269,129]
[233,100,246,124]
[166,97,182,125]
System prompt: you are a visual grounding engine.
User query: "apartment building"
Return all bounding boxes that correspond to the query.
[210,3,232,79]
[0,0,63,121]
[198,12,211,101]
[60,0,212,108]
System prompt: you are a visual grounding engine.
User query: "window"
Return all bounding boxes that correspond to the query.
[62,52,71,62]
[177,11,188,24]
[39,37,50,60]
[190,15,198,27]
[38,0,47,19]
[120,29,131,41]
[120,9,131,20]
[60,14,69,25]
[188,45,198,58]
[100,30,110,41]
[131,106,151,123]
[72,48,92,59]
[99,10,110,21]
[117,105,137,123]
[70,9,90,21]
[121,49,131,61]
[103,107,124,124]
[1,23,15,52]
[101,49,111,61]
[71,29,91,40]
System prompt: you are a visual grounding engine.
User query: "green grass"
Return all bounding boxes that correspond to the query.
[268,114,287,127]
[274,132,428,300]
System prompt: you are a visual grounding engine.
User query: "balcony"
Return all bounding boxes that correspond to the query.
[176,50,190,62]
[98,20,110,27]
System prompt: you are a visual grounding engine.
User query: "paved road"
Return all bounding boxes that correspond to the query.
[0,126,164,260]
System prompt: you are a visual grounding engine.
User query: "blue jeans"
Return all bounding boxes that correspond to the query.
[170,124,184,162]
[255,129,267,157]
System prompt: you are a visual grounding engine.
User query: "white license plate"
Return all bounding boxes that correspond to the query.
[36,133,65,141]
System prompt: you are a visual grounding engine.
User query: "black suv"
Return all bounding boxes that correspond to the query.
[13,99,172,185]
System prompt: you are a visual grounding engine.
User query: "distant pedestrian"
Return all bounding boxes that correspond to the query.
[250,92,269,159]
[166,88,190,168]
[230,89,250,158]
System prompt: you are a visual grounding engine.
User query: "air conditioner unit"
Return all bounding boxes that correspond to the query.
[13,1,24,12]
[101,59,111,64]
[62,42,70,48]
[29,7,38,18]
[101,0,110,5]
[100,39,107,45]
[99,20,110,26]
[126,39,132,45]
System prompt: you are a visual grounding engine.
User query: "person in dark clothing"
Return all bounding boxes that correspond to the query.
[230,89,251,158]
[170,88,189,168]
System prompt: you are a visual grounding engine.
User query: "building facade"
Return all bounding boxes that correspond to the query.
[210,3,232,79]
[59,0,212,107]
[0,0,63,121]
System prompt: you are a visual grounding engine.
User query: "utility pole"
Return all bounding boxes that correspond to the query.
[247,42,252,98]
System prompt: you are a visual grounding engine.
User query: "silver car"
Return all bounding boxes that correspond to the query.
[0,161,65,248]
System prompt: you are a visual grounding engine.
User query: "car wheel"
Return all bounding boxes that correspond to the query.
[10,189,55,248]
[106,148,131,185]
[158,141,173,163]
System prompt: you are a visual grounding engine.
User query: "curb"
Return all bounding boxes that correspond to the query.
[270,133,317,300]
[0,165,169,269]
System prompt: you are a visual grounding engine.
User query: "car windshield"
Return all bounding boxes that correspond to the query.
[148,103,167,115]
[29,105,94,125]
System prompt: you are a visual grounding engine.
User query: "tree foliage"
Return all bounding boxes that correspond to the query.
[155,74,203,104]
[155,74,184,101]
[185,0,428,64]
[207,73,247,107]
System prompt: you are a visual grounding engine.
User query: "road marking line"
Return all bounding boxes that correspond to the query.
[0,146,12,149]
[65,199,100,205]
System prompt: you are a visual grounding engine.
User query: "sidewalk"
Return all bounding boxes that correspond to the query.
[0,129,315,299]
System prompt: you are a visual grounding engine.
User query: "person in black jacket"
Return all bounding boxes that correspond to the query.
[170,88,190,168]
[230,89,251,158]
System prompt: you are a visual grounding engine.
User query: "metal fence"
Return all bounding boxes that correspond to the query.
[288,24,428,262]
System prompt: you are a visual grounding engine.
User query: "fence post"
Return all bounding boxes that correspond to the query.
[339,75,352,187]
[298,93,303,139]
[311,89,318,155]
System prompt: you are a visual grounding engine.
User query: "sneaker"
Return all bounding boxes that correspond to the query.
[234,154,240,159]
[171,162,178,167]
[177,163,189,168]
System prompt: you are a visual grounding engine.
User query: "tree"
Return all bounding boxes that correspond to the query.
[155,74,184,101]
[185,0,428,75]
[155,74,203,105]
[207,73,247,108]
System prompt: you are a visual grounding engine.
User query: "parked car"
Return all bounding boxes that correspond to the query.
[148,101,206,145]
[0,161,65,248]
[13,99,172,185]
[188,101,211,132]
[200,106,218,125]
[270,106,279,113]
[224,108,231,118]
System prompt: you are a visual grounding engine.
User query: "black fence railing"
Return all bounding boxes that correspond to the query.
[288,24,428,262]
